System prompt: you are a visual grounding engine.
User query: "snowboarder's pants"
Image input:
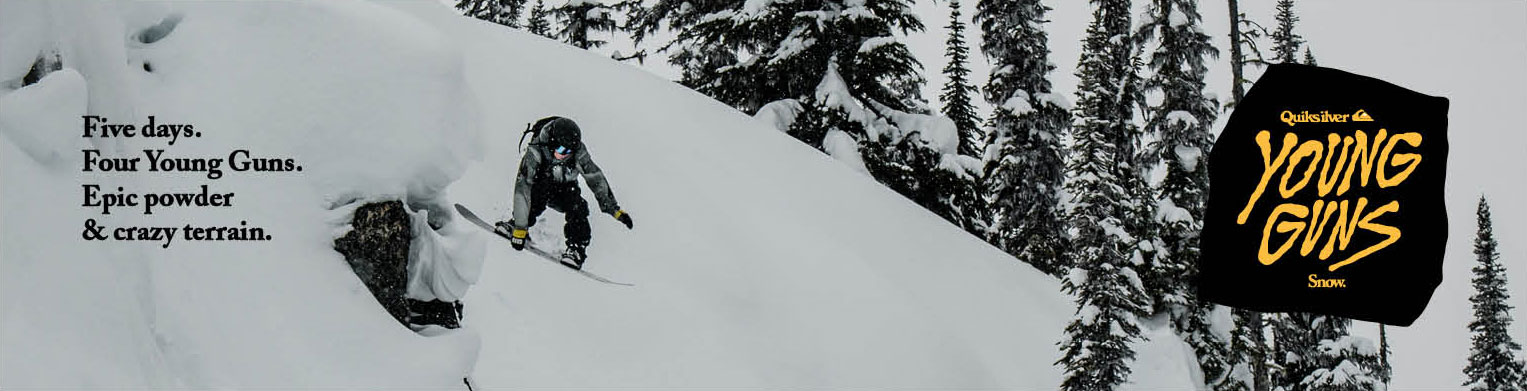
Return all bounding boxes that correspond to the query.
[527,183,591,247]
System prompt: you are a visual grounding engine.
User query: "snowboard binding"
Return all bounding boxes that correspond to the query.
[561,243,587,270]
[493,220,515,237]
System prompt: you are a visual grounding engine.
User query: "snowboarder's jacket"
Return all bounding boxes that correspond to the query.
[512,117,620,229]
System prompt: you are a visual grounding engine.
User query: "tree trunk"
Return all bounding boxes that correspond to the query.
[1228,0,1246,106]
[1228,3,1266,390]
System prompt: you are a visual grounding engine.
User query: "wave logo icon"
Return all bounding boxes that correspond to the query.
[1353,109,1375,122]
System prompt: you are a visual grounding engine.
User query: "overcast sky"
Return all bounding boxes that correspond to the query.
[592,0,1527,388]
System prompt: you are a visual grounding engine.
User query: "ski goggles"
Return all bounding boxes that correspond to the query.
[553,145,574,160]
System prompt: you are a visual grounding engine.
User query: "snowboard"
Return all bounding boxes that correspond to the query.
[454,204,633,286]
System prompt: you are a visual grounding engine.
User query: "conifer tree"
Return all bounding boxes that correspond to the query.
[1183,304,1235,390]
[1226,0,1247,108]
[976,0,1072,277]
[1224,309,1262,391]
[737,1,988,235]
[1303,48,1317,66]
[1137,0,1230,387]
[1270,0,1303,64]
[526,0,553,38]
[1138,0,1217,324]
[1224,2,1269,389]
[749,1,927,114]
[1224,0,1264,109]
[940,0,981,157]
[1058,1,1153,389]
[1300,317,1384,391]
[456,0,528,28]
[1270,313,1320,389]
[1464,197,1526,391]
[606,0,648,62]
[634,0,984,235]
[1233,4,1298,388]
[927,0,985,235]
[1379,324,1393,386]
[552,0,618,49]
[638,0,924,116]
[628,0,746,102]
[1269,315,1383,388]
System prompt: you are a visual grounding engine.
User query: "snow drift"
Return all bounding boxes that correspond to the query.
[2,1,482,388]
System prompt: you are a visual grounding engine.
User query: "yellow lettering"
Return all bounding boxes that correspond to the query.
[1239,131,1296,224]
[1260,203,1309,265]
[1308,274,1348,288]
[1301,200,1341,257]
[1378,132,1423,188]
[1319,199,1359,260]
[1317,134,1353,196]
[1279,139,1325,198]
[1341,129,1388,192]
[1329,200,1401,271]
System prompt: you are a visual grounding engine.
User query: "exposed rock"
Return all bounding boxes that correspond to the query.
[333,201,412,327]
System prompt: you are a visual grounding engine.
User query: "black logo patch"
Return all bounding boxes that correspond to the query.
[1198,64,1449,326]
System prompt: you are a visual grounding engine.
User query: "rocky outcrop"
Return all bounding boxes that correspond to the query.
[333,201,412,326]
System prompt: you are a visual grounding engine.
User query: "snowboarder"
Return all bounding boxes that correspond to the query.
[495,116,633,270]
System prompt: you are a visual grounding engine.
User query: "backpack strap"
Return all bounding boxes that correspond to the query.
[519,116,564,152]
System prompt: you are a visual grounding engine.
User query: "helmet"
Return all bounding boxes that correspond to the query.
[543,117,582,151]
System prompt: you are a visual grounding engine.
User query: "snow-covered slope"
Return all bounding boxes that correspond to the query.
[389,2,1075,387]
[1,1,1192,389]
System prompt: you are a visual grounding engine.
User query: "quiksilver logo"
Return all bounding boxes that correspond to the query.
[1280,109,1374,126]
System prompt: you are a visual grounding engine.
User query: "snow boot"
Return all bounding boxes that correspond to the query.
[561,243,587,270]
[407,299,462,329]
[493,221,515,237]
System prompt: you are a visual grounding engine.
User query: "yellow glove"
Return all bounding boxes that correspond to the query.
[614,210,633,229]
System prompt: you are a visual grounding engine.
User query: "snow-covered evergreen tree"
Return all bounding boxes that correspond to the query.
[1221,2,1269,386]
[1183,304,1235,390]
[1222,309,1263,391]
[857,109,985,236]
[1058,1,1153,390]
[628,0,748,105]
[552,0,619,49]
[456,0,528,28]
[1270,313,1317,389]
[975,0,1072,277]
[759,0,927,113]
[1270,0,1302,64]
[526,0,553,38]
[1302,332,1385,391]
[643,1,914,127]
[1303,317,1384,391]
[635,0,984,235]
[752,1,990,235]
[940,0,981,157]
[1137,0,1230,387]
[933,0,985,235]
[638,1,923,114]
[1464,197,1527,391]
[1137,0,1216,324]
[1303,48,1317,66]
[1267,314,1384,391]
